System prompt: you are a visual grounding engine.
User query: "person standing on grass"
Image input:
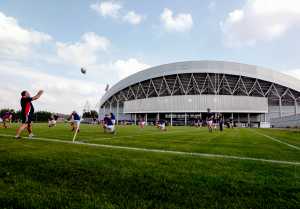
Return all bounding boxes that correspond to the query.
[206,108,214,133]
[229,117,234,128]
[218,114,224,131]
[15,90,44,139]
[139,117,145,128]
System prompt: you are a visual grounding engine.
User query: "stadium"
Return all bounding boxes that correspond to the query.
[100,60,300,127]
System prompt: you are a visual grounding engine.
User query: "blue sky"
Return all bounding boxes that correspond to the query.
[0,0,300,113]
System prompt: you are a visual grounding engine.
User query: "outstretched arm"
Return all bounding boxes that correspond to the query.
[32,90,44,101]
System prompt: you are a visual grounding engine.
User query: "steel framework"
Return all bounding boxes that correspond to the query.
[102,73,300,109]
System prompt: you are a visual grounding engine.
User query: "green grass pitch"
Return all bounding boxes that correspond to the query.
[0,123,299,209]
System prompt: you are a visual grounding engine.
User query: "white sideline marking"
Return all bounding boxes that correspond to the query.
[253,131,300,151]
[0,133,299,166]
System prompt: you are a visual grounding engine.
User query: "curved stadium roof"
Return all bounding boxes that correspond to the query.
[100,60,300,106]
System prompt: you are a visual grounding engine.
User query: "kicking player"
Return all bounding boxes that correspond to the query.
[15,90,44,139]
[69,111,81,132]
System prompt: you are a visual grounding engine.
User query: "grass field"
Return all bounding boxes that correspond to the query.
[0,123,299,209]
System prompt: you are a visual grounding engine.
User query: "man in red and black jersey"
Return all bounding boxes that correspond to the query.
[15,90,43,139]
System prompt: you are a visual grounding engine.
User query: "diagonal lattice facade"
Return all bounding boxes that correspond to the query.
[99,61,300,125]
[102,73,300,107]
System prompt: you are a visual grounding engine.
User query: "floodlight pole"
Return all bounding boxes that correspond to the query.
[294,99,297,115]
[264,113,267,122]
[116,101,119,125]
[279,97,282,118]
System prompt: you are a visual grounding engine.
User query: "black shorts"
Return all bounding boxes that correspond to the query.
[21,114,33,124]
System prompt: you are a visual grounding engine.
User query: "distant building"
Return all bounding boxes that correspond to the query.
[99,61,300,126]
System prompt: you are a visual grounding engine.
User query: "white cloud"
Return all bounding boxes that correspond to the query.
[0,63,105,113]
[123,11,143,25]
[0,59,150,113]
[221,0,300,47]
[0,11,52,58]
[0,11,150,113]
[90,1,122,18]
[91,1,144,25]
[113,58,150,79]
[160,8,193,32]
[56,32,110,67]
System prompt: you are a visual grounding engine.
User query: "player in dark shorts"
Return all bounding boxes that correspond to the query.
[218,114,224,131]
[103,114,115,134]
[15,90,44,139]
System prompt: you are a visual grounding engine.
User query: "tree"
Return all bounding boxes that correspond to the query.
[82,110,98,119]
[0,108,15,117]
[33,111,52,122]
[90,110,98,119]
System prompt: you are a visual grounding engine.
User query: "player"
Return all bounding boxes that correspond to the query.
[103,114,115,134]
[15,90,44,139]
[158,119,167,131]
[139,117,146,128]
[48,115,57,128]
[218,114,224,131]
[229,117,234,128]
[213,115,218,130]
[2,111,13,128]
[110,112,116,125]
[206,108,214,133]
[69,111,81,132]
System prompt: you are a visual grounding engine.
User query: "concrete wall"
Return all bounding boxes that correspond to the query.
[123,95,268,114]
[271,114,300,128]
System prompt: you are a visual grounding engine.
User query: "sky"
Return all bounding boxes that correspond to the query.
[0,0,300,113]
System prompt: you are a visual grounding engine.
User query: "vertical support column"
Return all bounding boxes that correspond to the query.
[109,102,112,112]
[184,112,187,126]
[264,113,267,122]
[145,113,148,125]
[295,99,298,115]
[157,113,160,121]
[279,97,282,118]
[248,113,250,127]
[134,113,137,125]
[170,113,173,126]
[116,101,119,125]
